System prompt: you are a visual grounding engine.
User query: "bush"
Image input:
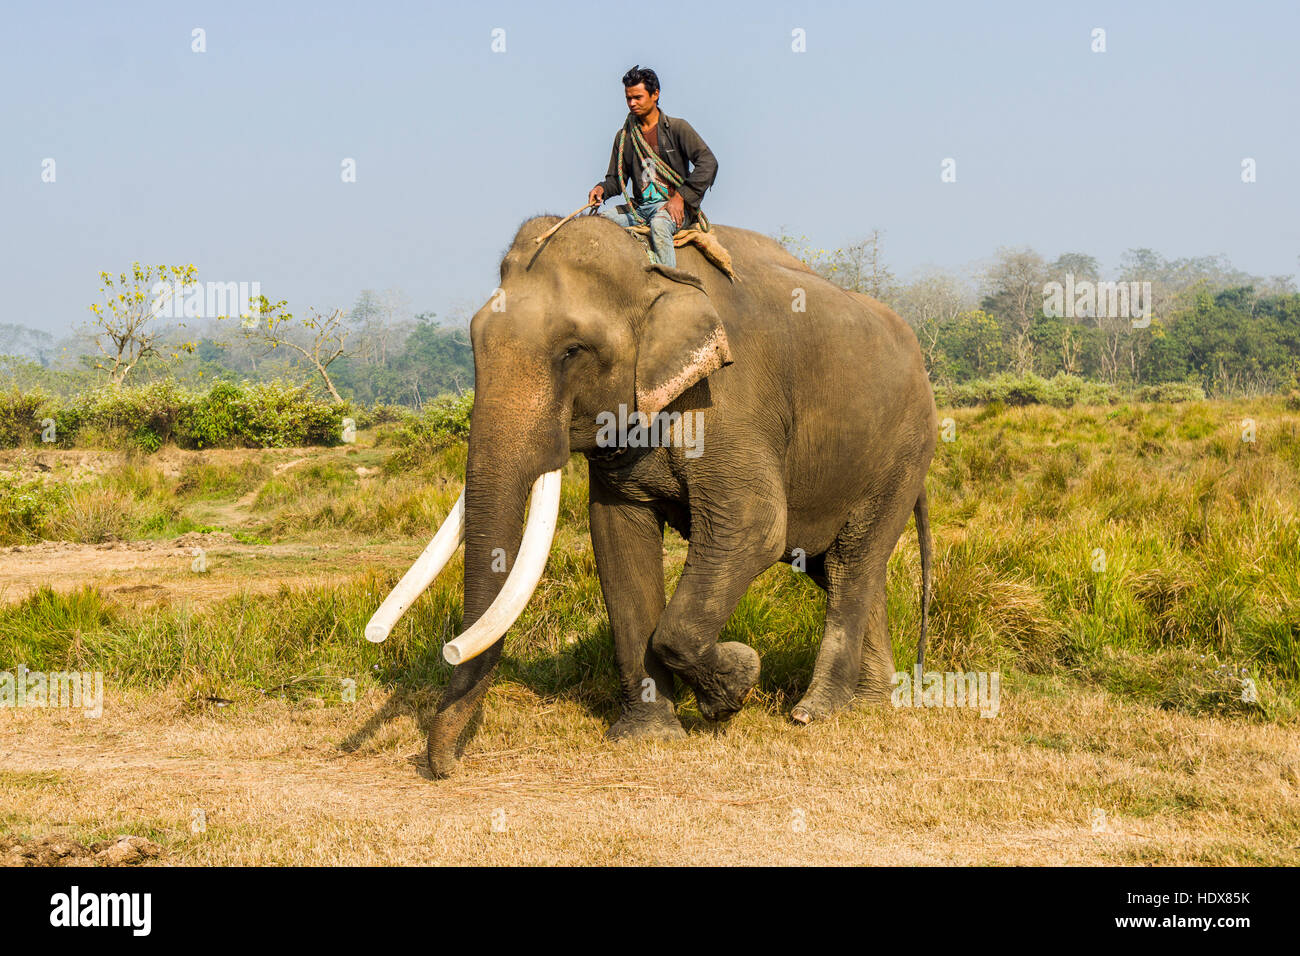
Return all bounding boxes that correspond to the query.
[381,391,473,471]
[0,380,360,451]
[1135,382,1208,404]
[176,381,343,448]
[0,476,63,543]
[236,382,342,447]
[936,373,1118,409]
[369,403,410,426]
[176,381,244,448]
[63,381,186,451]
[0,388,52,448]
[1040,374,1119,408]
[41,484,142,543]
[339,402,374,432]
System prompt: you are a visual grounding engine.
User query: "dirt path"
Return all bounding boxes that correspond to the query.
[3,684,1297,865]
[0,534,426,608]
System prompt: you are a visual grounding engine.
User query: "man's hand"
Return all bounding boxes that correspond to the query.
[588,185,605,206]
[665,191,685,228]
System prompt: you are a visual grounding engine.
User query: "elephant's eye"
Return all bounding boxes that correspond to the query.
[561,345,581,362]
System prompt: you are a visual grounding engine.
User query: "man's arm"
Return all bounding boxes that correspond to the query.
[591,132,625,205]
[670,119,718,208]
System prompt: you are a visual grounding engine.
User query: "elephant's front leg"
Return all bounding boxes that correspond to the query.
[650,507,786,722]
[589,481,684,740]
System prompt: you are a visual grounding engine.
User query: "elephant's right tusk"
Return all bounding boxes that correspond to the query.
[365,492,466,643]
[443,470,562,665]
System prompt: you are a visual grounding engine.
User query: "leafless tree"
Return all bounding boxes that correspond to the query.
[891,270,976,382]
[239,296,349,402]
[983,248,1048,375]
[833,230,896,300]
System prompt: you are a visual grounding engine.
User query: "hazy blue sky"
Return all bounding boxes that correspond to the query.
[3,0,1297,334]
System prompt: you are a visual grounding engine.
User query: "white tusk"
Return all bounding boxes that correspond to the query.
[365,492,465,643]
[443,470,562,665]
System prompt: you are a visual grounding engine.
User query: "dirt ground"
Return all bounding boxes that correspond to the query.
[2,681,1297,866]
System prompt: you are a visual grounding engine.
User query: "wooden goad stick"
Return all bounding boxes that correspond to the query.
[535,200,600,244]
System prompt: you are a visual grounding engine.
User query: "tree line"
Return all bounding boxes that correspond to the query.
[4,240,1299,404]
[783,233,1300,395]
[2,275,474,409]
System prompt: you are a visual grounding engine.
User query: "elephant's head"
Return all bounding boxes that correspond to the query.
[415,214,732,776]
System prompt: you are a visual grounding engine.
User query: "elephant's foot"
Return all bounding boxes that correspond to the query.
[791,683,857,725]
[694,642,761,723]
[426,706,483,780]
[606,696,686,742]
[427,732,460,779]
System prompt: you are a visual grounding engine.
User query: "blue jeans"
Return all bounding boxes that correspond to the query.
[603,199,677,268]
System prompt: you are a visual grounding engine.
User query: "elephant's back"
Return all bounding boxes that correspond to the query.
[678,225,928,400]
[677,225,935,501]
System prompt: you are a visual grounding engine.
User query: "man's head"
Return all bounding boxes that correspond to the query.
[622,65,660,118]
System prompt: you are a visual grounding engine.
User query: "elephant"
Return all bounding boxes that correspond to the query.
[387,213,936,778]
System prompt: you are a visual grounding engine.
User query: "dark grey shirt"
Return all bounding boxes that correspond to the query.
[596,110,718,217]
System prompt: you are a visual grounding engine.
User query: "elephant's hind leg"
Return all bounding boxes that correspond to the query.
[792,488,912,723]
[855,577,895,703]
[791,555,882,723]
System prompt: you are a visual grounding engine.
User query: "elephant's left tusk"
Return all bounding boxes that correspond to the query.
[443,470,562,665]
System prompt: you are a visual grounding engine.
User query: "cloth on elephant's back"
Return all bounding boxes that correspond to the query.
[624,224,737,281]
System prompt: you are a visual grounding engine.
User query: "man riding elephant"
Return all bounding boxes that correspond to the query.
[588,65,719,269]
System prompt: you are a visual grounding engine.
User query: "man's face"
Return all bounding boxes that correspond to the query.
[624,83,658,118]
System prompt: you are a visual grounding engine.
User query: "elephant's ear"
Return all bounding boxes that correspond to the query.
[635,265,733,418]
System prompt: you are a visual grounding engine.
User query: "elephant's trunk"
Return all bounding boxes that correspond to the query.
[427,380,566,778]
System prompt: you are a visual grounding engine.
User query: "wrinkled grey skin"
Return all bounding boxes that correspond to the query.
[427,215,936,777]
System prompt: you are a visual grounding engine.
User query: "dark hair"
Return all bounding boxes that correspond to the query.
[621,65,660,97]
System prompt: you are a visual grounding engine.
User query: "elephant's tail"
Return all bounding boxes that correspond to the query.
[914,486,932,670]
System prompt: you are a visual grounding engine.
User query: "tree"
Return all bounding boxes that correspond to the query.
[348,289,382,329]
[982,248,1048,375]
[891,270,976,384]
[394,313,474,403]
[0,324,55,365]
[774,229,896,300]
[237,296,349,402]
[830,230,896,300]
[87,262,197,384]
[1048,252,1100,283]
[348,288,413,369]
[1044,253,1098,376]
[947,309,1003,379]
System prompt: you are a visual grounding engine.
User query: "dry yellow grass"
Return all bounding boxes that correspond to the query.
[3,678,1296,865]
